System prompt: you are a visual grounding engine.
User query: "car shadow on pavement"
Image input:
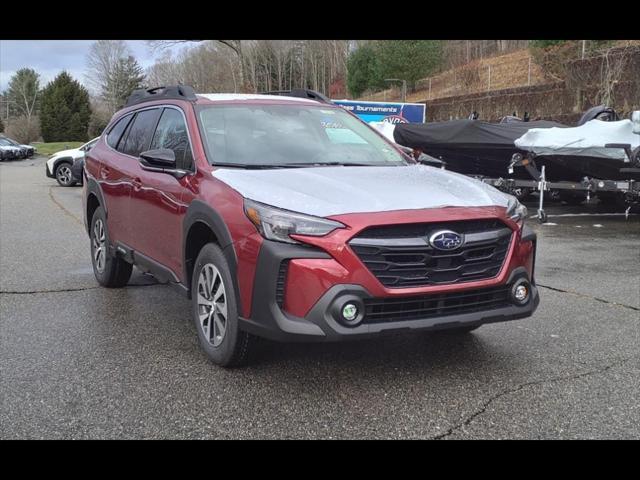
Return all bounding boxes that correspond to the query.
[246,329,510,373]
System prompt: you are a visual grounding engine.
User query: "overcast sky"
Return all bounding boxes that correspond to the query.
[0,40,168,92]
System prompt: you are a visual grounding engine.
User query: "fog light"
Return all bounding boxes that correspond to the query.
[511,280,531,305]
[515,285,528,301]
[342,303,358,322]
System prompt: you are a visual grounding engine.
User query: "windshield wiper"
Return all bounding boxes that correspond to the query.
[211,161,407,169]
[211,163,301,169]
[279,162,382,167]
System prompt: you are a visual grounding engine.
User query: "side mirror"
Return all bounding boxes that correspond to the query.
[139,149,187,178]
[140,148,176,168]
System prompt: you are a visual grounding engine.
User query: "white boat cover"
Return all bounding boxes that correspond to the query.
[369,121,397,143]
[514,119,639,160]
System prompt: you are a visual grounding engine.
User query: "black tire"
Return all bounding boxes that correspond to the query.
[191,243,254,367]
[90,206,132,288]
[54,161,77,187]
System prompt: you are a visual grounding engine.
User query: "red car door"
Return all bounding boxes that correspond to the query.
[94,113,136,246]
[128,106,193,279]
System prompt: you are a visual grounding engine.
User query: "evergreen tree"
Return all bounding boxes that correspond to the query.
[374,40,443,90]
[103,55,146,111]
[346,41,443,97]
[346,44,382,98]
[40,72,91,142]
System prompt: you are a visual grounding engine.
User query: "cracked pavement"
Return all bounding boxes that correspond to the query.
[1,156,639,439]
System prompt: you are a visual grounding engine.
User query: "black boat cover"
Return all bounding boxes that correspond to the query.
[393,119,566,150]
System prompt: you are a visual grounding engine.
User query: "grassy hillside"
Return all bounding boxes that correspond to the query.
[32,142,84,156]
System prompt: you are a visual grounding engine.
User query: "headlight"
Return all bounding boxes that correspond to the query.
[506,196,528,225]
[244,199,345,244]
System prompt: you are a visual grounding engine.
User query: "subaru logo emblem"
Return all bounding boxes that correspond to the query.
[429,230,464,251]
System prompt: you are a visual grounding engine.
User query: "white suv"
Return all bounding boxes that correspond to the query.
[46,138,99,186]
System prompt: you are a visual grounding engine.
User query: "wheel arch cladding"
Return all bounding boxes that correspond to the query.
[85,178,107,235]
[54,157,74,172]
[183,200,241,312]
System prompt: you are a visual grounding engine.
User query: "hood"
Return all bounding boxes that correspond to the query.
[51,147,83,159]
[214,164,511,217]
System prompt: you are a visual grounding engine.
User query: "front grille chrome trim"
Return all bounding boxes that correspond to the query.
[350,221,513,288]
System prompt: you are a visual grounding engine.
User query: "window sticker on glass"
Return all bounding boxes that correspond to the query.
[321,120,343,129]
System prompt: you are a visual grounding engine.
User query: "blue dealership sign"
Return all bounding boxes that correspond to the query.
[332,100,426,124]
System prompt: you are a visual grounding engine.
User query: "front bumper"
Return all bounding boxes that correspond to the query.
[239,239,539,342]
[45,162,54,178]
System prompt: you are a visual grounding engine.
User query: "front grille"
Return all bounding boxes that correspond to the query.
[275,260,289,308]
[350,219,512,288]
[364,285,511,323]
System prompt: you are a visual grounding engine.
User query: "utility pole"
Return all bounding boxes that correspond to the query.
[384,78,407,103]
[582,40,586,60]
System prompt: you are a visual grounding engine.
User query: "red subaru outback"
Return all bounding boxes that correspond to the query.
[83,86,539,366]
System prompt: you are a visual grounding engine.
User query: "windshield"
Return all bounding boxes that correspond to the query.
[197,104,408,167]
[0,139,16,147]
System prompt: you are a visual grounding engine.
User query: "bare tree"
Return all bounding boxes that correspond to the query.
[85,40,143,114]
[146,40,350,96]
[5,68,40,124]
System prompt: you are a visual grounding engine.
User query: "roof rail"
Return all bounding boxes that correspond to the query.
[260,88,332,104]
[125,85,197,107]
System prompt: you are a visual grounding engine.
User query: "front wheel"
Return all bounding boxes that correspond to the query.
[192,243,254,367]
[55,162,77,187]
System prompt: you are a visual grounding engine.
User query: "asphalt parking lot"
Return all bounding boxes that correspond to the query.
[1,156,639,439]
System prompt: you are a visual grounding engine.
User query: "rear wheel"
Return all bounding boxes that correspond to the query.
[192,243,254,367]
[90,206,132,287]
[55,162,77,187]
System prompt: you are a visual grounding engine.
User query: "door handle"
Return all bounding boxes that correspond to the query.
[132,177,142,190]
[100,166,110,179]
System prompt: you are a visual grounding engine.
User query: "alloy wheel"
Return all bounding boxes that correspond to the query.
[92,219,106,273]
[197,264,228,347]
[56,165,73,185]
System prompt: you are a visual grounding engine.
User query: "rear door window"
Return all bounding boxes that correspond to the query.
[150,108,194,170]
[106,114,133,149]
[120,108,161,157]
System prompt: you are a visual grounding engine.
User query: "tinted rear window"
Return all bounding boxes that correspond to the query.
[120,109,161,157]
[106,114,133,149]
